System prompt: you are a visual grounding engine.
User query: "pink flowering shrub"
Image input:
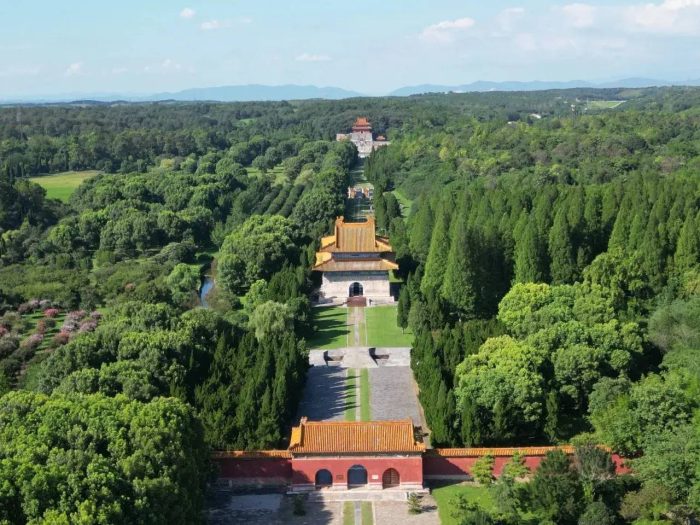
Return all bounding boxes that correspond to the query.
[0,326,8,337]
[36,319,47,334]
[21,333,44,351]
[89,311,103,320]
[78,320,98,333]
[44,308,60,318]
[66,310,87,322]
[53,331,71,346]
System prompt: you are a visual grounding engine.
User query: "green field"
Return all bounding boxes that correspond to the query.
[246,165,287,186]
[432,482,538,524]
[307,307,349,349]
[30,170,100,201]
[432,484,495,525]
[360,368,371,421]
[361,502,373,524]
[586,100,625,110]
[365,306,413,347]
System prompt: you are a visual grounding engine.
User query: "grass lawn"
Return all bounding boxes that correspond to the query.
[343,501,354,525]
[361,502,373,524]
[307,307,349,349]
[345,370,357,421]
[246,165,287,186]
[360,368,371,421]
[586,100,625,110]
[365,306,413,347]
[432,483,495,525]
[29,170,100,201]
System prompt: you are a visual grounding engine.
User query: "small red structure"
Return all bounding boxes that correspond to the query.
[288,418,425,491]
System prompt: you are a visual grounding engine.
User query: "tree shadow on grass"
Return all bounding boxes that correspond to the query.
[308,311,350,349]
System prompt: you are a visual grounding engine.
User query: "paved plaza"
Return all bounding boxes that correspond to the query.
[368,366,424,425]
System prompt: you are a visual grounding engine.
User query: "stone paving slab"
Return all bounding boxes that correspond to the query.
[373,497,441,525]
[297,367,349,421]
[206,493,343,524]
[368,366,423,425]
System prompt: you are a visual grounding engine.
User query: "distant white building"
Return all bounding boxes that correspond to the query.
[336,117,390,158]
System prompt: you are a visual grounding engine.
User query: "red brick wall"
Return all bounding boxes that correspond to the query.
[423,452,629,480]
[292,455,424,488]
[214,456,292,483]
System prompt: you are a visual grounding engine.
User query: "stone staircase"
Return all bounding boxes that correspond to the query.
[306,488,429,502]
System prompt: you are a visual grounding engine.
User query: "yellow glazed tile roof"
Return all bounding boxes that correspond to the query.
[289,418,425,454]
[427,446,576,457]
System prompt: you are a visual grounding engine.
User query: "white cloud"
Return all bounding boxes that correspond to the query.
[64,62,83,76]
[295,53,331,62]
[420,17,476,43]
[496,8,525,33]
[623,0,700,34]
[180,7,195,19]
[200,19,229,30]
[561,3,597,28]
[0,66,40,78]
[111,66,128,75]
[161,59,183,71]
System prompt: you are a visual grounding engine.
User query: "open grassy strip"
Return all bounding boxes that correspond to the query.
[432,484,495,525]
[361,502,373,525]
[345,370,357,421]
[29,170,100,202]
[360,368,371,421]
[364,306,413,347]
[586,100,625,110]
[307,306,350,350]
[343,501,355,525]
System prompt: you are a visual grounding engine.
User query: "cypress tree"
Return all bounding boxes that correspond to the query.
[397,286,410,333]
[441,222,477,319]
[674,212,700,273]
[514,219,546,283]
[409,198,434,262]
[421,203,451,295]
[548,210,576,284]
[460,396,482,446]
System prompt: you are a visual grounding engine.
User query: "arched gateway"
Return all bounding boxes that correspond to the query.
[288,418,425,492]
[349,282,363,297]
[382,468,400,488]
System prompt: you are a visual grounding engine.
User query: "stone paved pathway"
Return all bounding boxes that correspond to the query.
[368,367,423,425]
[297,366,349,421]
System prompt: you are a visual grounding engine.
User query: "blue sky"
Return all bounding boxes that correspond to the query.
[1,0,699,97]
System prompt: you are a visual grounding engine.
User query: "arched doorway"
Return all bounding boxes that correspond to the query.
[382,468,400,488]
[315,469,332,488]
[349,282,363,297]
[347,465,367,486]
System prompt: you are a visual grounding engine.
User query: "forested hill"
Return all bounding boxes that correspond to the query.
[0,86,700,523]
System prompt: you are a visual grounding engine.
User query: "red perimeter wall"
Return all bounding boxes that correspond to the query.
[213,449,629,485]
[423,451,629,480]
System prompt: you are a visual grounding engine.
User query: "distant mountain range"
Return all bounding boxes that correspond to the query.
[388,78,700,96]
[3,79,700,104]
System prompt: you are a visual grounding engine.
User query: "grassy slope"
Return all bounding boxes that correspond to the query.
[364,306,413,347]
[307,307,349,349]
[392,189,414,218]
[29,171,100,201]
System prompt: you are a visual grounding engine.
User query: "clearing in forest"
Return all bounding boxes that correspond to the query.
[29,170,100,201]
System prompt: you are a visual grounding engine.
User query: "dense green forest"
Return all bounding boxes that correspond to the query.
[1,86,700,523]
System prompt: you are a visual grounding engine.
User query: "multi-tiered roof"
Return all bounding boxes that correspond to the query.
[313,217,398,272]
